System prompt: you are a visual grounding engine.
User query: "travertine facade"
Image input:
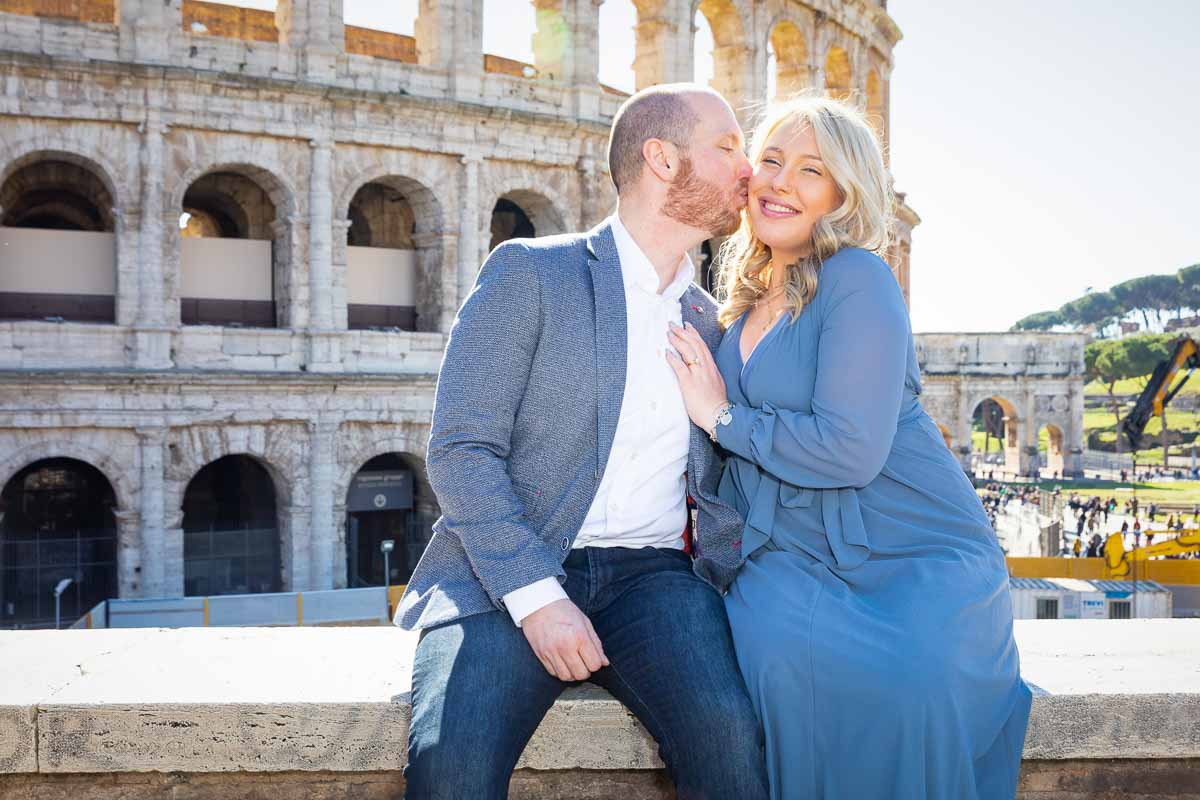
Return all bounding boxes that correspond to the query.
[0,0,914,622]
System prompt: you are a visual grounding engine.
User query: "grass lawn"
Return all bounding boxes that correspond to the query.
[1028,479,1200,507]
[1085,375,1200,397]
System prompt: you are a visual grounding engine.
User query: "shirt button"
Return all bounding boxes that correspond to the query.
[560,537,570,551]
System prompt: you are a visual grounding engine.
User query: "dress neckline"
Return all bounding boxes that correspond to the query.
[736,309,787,376]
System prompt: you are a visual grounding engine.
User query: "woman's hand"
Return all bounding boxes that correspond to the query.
[665,321,729,436]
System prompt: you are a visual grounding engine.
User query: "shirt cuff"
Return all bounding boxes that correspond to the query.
[502,577,568,627]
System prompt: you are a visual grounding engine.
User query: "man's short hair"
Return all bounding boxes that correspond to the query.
[607,84,708,194]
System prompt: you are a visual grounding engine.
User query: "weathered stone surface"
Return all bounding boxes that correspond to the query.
[0,707,36,774]
[2,762,1199,800]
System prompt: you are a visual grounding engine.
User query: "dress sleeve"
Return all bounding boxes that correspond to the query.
[715,252,910,489]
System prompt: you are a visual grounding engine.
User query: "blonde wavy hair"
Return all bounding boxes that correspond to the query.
[716,95,893,330]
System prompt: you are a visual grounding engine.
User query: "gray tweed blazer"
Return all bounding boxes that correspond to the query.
[394,220,745,630]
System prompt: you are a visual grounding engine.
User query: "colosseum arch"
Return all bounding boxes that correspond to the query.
[488,187,570,251]
[168,143,301,329]
[866,68,885,146]
[335,164,447,333]
[692,0,754,119]
[164,424,308,593]
[824,45,853,101]
[333,428,438,590]
[0,439,137,516]
[766,18,808,102]
[0,142,127,325]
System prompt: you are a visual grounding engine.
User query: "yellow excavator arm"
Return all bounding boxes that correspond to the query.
[1104,529,1200,578]
[1119,337,1200,452]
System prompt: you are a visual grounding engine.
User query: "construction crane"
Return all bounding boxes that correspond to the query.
[1103,529,1200,579]
[1118,336,1200,452]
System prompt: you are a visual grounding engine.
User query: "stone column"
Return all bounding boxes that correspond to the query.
[416,0,483,101]
[633,0,692,90]
[1067,387,1086,478]
[534,0,602,119]
[112,208,140,329]
[308,137,334,331]
[308,420,336,591]
[133,112,173,369]
[457,154,484,306]
[331,218,352,330]
[276,0,344,83]
[113,509,142,600]
[135,427,167,598]
[115,0,181,64]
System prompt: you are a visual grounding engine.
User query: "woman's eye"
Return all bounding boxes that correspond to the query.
[804,167,822,175]
[762,158,780,166]
[720,146,735,153]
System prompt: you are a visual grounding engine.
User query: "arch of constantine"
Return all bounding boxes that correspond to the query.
[0,0,917,627]
[914,332,1088,479]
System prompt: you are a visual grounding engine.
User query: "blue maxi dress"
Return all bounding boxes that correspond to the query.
[714,247,1031,799]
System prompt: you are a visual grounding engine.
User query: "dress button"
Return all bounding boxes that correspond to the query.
[560,537,570,551]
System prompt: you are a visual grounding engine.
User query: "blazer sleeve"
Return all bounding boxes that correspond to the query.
[715,252,909,489]
[425,241,565,604]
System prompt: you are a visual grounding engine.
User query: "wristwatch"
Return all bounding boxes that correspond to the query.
[709,402,734,442]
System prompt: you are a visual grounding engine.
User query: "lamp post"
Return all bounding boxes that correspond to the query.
[381,539,394,619]
[53,578,73,630]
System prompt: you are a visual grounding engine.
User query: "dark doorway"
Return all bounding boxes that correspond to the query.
[182,455,281,596]
[0,458,118,629]
[346,453,415,588]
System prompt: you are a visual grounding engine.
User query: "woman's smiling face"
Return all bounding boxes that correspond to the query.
[747,119,842,266]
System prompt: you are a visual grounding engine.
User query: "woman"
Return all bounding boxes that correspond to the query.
[665,97,1031,798]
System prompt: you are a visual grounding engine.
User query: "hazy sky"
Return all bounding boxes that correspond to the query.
[215,0,1199,333]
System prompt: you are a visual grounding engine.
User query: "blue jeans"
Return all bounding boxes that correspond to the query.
[405,546,769,800]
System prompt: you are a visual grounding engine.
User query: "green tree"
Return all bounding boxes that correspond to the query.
[1011,310,1063,331]
[1178,263,1200,317]
[1061,292,1120,335]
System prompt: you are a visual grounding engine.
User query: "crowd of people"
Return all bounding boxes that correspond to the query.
[1058,489,1199,559]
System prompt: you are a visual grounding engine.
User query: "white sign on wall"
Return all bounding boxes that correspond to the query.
[1080,593,1107,620]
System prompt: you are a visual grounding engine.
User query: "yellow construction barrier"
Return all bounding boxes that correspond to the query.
[1008,556,1200,585]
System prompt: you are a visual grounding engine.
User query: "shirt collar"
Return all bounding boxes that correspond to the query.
[608,214,694,303]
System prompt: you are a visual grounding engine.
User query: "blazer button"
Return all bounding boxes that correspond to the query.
[560,537,570,551]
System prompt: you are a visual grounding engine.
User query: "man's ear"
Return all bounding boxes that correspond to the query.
[641,138,679,183]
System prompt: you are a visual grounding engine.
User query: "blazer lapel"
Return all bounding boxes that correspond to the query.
[586,222,628,480]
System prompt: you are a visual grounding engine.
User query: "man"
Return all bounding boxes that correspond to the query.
[394,84,769,799]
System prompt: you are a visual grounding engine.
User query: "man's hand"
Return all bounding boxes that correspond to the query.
[521,598,609,681]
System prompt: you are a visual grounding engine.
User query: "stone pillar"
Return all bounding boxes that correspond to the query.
[1067,387,1086,478]
[115,0,181,64]
[112,208,140,329]
[534,0,602,118]
[133,112,173,369]
[416,0,483,102]
[276,0,344,83]
[1020,389,1038,477]
[113,509,142,600]
[458,154,484,306]
[135,427,167,598]
[633,0,691,90]
[331,218,351,330]
[308,421,336,591]
[710,42,754,128]
[309,137,334,331]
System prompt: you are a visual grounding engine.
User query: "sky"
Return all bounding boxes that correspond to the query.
[212,0,1200,333]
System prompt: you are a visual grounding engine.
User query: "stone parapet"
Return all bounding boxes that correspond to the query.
[1,620,1197,798]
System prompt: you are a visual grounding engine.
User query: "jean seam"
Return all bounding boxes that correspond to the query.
[604,659,679,780]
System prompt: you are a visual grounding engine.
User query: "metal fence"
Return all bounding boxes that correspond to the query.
[71,585,394,629]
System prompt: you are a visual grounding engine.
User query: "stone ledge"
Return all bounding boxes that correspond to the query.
[1,621,1197,779]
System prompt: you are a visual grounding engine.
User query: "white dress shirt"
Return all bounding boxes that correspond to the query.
[501,214,695,625]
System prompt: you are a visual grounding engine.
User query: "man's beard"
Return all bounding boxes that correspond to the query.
[661,154,745,237]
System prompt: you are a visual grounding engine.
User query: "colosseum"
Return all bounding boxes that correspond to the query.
[0,0,916,628]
